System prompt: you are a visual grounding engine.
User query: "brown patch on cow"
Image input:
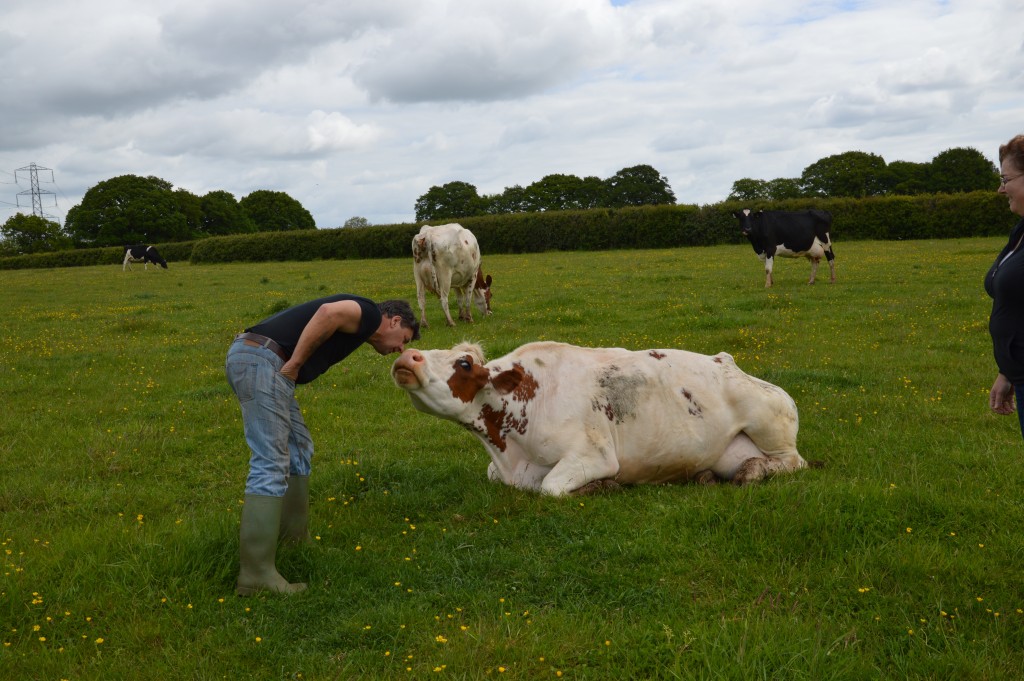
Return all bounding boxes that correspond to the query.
[490,362,537,400]
[479,404,507,450]
[478,401,529,452]
[648,350,666,360]
[591,400,616,421]
[681,387,702,417]
[713,357,722,364]
[447,355,490,403]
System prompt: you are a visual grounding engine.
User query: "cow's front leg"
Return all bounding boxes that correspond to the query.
[487,459,547,492]
[764,255,774,288]
[540,451,619,497]
[456,287,474,323]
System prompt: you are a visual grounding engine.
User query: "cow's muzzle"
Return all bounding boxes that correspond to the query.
[391,350,425,388]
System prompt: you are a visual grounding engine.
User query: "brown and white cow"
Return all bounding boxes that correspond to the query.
[412,224,492,328]
[391,341,809,496]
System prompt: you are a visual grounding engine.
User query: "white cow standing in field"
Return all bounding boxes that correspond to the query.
[412,223,492,328]
[391,341,813,496]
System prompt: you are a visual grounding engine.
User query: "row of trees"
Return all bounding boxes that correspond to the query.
[0,174,317,256]
[728,148,999,201]
[415,164,676,222]
[0,147,1001,256]
[62,174,316,247]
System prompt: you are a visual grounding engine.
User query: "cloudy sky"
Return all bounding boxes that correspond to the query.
[1,0,1021,228]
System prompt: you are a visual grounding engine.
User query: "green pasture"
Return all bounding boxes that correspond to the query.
[2,238,1023,680]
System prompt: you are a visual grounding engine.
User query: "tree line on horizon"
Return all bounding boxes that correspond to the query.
[728,147,998,202]
[414,164,677,222]
[416,148,999,222]
[0,147,1001,256]
[0,174,315,256]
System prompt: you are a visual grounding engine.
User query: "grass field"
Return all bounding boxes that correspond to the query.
[2,238,1023,680]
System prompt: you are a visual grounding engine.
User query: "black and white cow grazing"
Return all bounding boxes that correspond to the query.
[122,244,168,271]
[732,209,835,287]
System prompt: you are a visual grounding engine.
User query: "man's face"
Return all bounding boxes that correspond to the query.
[370,315,414,355]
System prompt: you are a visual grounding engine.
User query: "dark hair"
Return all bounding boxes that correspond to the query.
[999,134,1024,171]
[378,299,421,341]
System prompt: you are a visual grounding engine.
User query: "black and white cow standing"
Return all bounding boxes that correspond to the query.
[732,209,835,287]
[122,244,168,271]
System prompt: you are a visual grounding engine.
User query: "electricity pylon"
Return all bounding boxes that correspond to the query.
[16,163,59,222]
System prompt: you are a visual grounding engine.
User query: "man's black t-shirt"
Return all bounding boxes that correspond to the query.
[247,294,381,384]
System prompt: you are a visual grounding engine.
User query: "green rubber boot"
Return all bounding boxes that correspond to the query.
[236,494,307,596]
[280,475,313,547]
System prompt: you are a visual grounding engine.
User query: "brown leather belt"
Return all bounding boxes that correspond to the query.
[235,332,291,362]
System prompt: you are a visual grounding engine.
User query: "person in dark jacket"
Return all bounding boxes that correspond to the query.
[986,134,1024,437]
[226,295,420,595]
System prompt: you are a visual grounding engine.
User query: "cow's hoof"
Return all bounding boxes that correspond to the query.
[692,470,719,485]
[732,457,768,485]
[570,479,622,495]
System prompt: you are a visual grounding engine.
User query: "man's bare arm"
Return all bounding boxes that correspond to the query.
[279,300,363,381]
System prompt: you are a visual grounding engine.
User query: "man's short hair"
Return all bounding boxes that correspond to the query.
[378,299,421,341]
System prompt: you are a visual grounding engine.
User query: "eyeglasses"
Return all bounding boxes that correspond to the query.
[1001,173,1023,187]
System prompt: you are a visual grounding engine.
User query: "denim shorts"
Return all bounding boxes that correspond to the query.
[226,340,314,496]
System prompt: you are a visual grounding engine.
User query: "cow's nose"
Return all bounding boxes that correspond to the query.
[399,349,424,365]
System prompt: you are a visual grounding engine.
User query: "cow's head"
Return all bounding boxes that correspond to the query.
[732,209,757,236]
[473,269,493,316]
[391,342,528,420]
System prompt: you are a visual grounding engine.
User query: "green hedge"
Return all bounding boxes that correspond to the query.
[188,224,422,264]
[1,192,1016,270]
[0,240,199,271]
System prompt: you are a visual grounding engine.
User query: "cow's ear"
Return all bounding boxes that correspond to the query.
[490,365,524,394]
[485,274,492,287]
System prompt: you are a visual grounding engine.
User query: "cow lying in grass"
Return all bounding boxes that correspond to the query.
[392,341,812,496]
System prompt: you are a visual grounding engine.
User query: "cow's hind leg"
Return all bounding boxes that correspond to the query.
[435,271,456,327]
[807,256,820,285]
[732,454,807,485]
[571,479,622,495]
[731,392,806,484]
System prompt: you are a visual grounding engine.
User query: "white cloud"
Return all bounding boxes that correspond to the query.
[0,0,1021,228]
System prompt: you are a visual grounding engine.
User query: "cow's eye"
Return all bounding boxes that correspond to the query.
[457,359,472,371]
